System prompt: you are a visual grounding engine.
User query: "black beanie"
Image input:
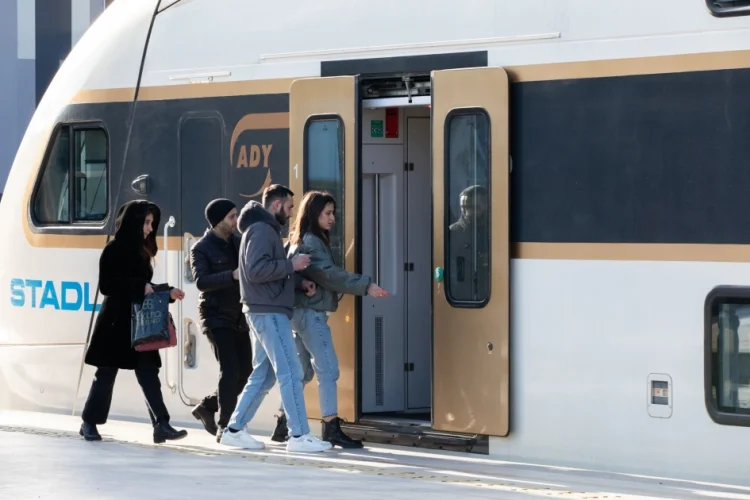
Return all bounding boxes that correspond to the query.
[205,198,236,228]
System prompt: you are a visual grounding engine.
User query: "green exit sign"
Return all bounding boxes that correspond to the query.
[370,120,384,138]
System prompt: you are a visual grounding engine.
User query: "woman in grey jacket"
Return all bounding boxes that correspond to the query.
[280,190,388,448]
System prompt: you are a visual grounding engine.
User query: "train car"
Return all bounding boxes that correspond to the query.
[2,0,750,486]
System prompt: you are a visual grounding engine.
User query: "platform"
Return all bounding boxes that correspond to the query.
[0,410,748,499]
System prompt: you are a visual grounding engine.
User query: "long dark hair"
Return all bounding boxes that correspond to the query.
[288,191,336,247]
[112,200,161,266]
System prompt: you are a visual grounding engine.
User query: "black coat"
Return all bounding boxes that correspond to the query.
[85,201,172,370]
[190,229,248,333]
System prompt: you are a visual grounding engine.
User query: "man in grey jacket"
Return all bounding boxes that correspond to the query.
[218,184,332,453]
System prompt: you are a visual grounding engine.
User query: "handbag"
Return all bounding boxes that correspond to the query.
[131,286,177,352]
[135,311,177,352]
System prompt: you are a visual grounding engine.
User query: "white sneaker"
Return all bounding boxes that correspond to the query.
[219,428,265,450]
[286,433,333,453]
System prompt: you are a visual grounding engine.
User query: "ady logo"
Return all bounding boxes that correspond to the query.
[230,113,287,199]
[9,278,101,312]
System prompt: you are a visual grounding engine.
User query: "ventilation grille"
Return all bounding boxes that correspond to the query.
[375,316,384,406]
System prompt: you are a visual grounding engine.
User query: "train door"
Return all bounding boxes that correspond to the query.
[431,67,510,436]
[174,113,225,406]
[288,76,358,421]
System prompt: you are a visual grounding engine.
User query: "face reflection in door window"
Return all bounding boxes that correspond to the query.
[445,111,490,306]
[305,118,345,265]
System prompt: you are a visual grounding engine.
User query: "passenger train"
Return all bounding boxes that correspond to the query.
[2,0,750,486]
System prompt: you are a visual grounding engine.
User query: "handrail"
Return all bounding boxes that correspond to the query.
[163,215,176,394]
[374,174,380,285]
[176,233,198,406]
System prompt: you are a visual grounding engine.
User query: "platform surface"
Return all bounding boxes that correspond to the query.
[0,410,748,499]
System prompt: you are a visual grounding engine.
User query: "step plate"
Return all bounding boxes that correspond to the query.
[341,419,489,454]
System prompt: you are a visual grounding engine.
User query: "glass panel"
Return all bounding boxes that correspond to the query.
[33,127,71,224]
[305,118,344,265]
[711,302,750,414]
[445,111,491,306]
[73,128,108,222]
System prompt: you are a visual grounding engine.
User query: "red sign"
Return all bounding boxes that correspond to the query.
[385,108,399,138]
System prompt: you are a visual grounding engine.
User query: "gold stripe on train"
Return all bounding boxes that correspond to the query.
[70,87,135,104]
[514,243,750,262]
[71,78,297,104]
[507,48,750,82]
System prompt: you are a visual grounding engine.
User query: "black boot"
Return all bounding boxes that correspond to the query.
[79,422,102,442]
[153,421,188,444]
[191,405,218,436]
[322,417,363,449]
[270,413,289,443]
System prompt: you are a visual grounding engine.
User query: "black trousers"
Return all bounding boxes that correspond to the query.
[82,358,169,426]
[199,327,253,428]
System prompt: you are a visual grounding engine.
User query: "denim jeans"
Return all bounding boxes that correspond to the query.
[227,313,310,436]
[278,330,315,414]
[291,308,340,419]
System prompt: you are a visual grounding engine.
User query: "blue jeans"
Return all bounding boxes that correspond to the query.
[291,308,340,419]
[278,331,314,414]
[295,331,315,385]
[228,313,310,436]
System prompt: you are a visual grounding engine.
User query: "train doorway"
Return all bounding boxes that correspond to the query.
[358,99,433,424]
[287,68,510,452]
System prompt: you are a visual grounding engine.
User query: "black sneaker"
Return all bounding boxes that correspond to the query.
[271,414,289,443]
[322,417,363,449]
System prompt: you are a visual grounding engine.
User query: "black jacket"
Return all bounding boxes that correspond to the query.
[190,229,249,333]
[85,200,174,370]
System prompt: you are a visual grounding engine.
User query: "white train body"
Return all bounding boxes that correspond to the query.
[2,0,750,487]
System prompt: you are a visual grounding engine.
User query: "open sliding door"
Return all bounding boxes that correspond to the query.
[431,67,510,436]
[289,76,358,421]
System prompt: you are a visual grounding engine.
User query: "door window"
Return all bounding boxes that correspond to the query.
[444,110,491,307]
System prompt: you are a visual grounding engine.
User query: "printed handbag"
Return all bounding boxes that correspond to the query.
[134,311,177,352]
[131,289,171,348]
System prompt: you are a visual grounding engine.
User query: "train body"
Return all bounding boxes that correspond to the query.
[2,0,750,486]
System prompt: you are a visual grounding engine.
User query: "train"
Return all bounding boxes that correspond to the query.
[2,0,750,486]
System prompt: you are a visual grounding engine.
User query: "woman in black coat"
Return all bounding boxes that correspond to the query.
[80,200,188,444]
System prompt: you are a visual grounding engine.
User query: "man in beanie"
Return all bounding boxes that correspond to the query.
[189,198,252,441]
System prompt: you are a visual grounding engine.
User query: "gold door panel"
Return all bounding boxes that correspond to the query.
[431,67,510,436]
[289,76,358,421]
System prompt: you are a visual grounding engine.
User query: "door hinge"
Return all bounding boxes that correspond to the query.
[404,362,415,372]
[404,262,414,271]
[404,162,414,171]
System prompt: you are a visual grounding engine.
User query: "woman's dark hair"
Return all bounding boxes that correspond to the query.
[288,191,336,247]
[112,200,161,265]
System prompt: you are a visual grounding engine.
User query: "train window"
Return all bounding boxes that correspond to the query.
[73,129,108,221]
[33,127,71,224]
[304,117,345,266]
[705,286,750,427]
[706,0,750,17]
[444,110,491,307]
[32,124,108,226]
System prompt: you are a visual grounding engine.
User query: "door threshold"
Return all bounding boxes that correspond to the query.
[341,418,489,455]
[359,415,432,428]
